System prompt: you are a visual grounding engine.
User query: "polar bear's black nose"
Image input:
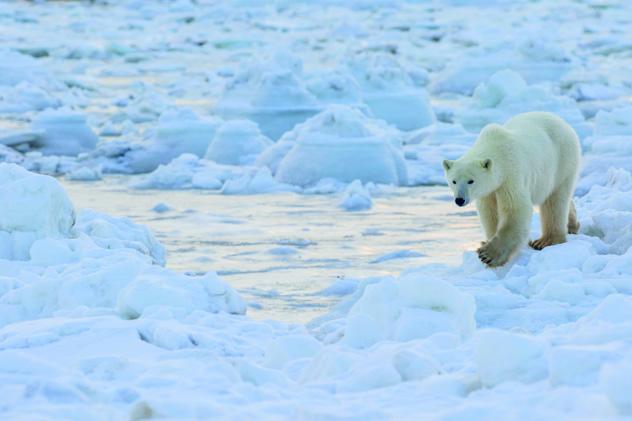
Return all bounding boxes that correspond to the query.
[455,197,466,207]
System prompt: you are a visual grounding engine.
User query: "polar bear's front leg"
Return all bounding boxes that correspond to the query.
[477,194,532,267]
[476,194,498,241]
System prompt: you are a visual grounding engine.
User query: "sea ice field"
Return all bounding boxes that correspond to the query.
[1,0,632,419]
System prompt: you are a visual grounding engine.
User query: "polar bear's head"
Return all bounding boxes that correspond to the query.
[442,158,497,207]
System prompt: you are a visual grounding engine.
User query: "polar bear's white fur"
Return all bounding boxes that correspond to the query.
[443,112,581,267]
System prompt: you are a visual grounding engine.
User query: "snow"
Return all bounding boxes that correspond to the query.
[0,0,631,418]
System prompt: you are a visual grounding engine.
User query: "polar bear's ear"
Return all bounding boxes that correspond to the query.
[481,159,492,170]
[442,160,453,171]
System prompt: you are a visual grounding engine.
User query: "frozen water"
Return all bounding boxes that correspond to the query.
[0,0,631,418]
[62,178,480,322]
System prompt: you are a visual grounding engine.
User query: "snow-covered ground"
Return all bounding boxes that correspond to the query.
[1,0,632,419]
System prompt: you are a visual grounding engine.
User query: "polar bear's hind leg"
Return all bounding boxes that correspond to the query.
[567,201,580,234]
[529,177,574,250]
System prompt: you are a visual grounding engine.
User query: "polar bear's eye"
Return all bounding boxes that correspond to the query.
[452,180,456,184]
[468,180,474,184]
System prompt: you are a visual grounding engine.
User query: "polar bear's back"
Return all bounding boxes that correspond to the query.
[504,111,580,177]
[474,112,581,205]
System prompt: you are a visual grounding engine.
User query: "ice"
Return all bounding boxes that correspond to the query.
[340,275,476,348]
[221,166,296,195]
[474,329,548,387]
[305,70,366,110]
[0,164,74,260]
[346,53,435,130]
[453,70,589,138]
[370,249,424,264]
[0,50,56,87]
[30,109,98,156]
[549,346,610,387]
[0,82,60,114]
[0,165,245,335]
[75,209,166,265]
[576,107,632,195]
[602,362,632,415]
[65,166,102,181]
[264,334,323,369]
[132,154,240,190]
[117,271,246,319]
[432,45,573,96]
[121,109,222,173]
[275,105,408,187]
[215,55,321,140]
[1,0,632,418]
[593,106,632,137]
[204,119,271,166]
[404,122,476,185]
[338,180,372,211]
[577,169,632,254]
[133,153,297,193]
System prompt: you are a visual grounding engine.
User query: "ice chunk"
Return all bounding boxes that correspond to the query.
[593,106,632,137]
[346,53,435,130]
[117,271,246,319]
[204,120,271,166]
[75,209,166,265]
[0,50,55,86]
[549,346,610,387]
[65,166,102,181]
[339,180,372,211]
[151,109,222,159]
[30,109,98,156]
[454,70,588,138]
[275,105,408,187]
[0,81,60,114]
[342,275,475,348]
[0,164,74,260]
[475,329,548,387]
[216,55,321,140]
[602,362,632,415]
[432,45,573,95]
[264,334,323,369]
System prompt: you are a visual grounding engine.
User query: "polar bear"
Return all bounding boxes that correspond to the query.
[443,112,581,267]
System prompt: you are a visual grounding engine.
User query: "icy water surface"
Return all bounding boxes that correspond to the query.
[62,178,480,323]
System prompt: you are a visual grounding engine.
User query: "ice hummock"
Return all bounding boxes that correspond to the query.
[93,108,222,174]
[453,69,590,138]
[346,53,435,131]
[215,54,322,140]
[0,164,245,329]
[204,119,272,166]
[431,41,574,96]
[30,109,99,156]
[0,164,74,259]
[275,105,408,187]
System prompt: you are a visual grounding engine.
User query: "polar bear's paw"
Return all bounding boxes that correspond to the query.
[529,236,565,250]
[477,239,510,267]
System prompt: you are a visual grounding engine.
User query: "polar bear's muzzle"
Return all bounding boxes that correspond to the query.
[455,197,467,207]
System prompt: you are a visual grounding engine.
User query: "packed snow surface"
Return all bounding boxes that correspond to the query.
[0,0,632,419]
